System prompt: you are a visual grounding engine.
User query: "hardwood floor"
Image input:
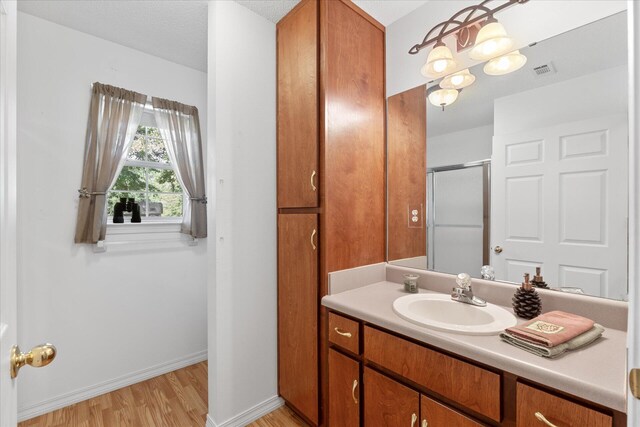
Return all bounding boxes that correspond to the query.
[19,361,308,427]
[247,406,308,427]
[19,362,208,427]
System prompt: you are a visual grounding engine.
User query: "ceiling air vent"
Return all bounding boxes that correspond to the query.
[531,62,556,77]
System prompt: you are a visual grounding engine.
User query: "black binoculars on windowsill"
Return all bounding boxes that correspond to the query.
[113,197,141,223]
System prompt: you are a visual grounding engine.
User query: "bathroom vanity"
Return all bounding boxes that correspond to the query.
[322,265,628,426]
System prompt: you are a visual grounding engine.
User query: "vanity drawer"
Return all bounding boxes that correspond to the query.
[329,312,360,354]
[516,383,612,427]
[422,395,484,427]
[364,326,501,422]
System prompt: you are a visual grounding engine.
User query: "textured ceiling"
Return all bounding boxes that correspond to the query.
[235,0,299,23]
[16,0,429,73]
[238,0,428,25]
[353,0,428,26]
[17,0,209,72]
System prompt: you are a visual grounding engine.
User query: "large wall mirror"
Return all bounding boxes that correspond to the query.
[387,11,628,301]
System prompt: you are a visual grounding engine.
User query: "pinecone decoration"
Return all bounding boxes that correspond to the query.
[530,267,548,289]
[512,273,542,319]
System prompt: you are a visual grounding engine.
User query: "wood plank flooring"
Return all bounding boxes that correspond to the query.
[19,361,309,427]
[247,406,308,427]
[20,362,208,427]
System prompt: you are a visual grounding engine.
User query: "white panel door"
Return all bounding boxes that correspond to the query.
[0,0,18,425]
[491,114,628,299]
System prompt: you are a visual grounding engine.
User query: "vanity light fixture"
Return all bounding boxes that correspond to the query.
[469,17,515,61]
[421,41,457,78]
[440,68,476,89]
[409,0,528,80]
[483,49,527,75]
[427,86,459,111]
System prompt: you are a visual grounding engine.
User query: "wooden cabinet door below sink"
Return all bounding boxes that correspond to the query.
[364,367,419,427]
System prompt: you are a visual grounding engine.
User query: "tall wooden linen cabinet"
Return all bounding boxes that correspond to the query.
[276,0,386,425]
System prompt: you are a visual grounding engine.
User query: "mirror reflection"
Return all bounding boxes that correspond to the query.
[388,12,628,300]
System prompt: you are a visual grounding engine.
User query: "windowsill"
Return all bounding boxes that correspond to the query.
[107,220,182,235]
[97,219,198,253]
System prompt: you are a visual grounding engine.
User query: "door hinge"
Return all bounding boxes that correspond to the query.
[631,368,640,399]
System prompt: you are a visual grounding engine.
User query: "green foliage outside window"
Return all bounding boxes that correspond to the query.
[107,125,184,219]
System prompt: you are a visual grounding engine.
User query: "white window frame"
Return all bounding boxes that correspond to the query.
[103,108,192,249]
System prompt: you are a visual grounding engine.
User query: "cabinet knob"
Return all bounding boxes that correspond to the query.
[534,412,558,427]
[351,379,358,404]
[422,420,428,427]
[411,413,418,427]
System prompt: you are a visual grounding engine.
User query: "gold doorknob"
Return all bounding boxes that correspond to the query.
[494,246,503,254]
[11,343,56,379]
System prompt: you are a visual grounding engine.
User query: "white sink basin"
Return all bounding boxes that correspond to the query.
[393,293,517,335]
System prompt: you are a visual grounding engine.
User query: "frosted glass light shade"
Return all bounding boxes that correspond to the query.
[483,50,527,76]
[440,69,476,89]
[421,44,456,78]
[428,88,459,109]
[469,21,514,61]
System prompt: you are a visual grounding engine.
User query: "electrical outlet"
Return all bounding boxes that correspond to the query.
[407,204,423,228]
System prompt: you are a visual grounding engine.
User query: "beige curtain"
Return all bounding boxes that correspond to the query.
[152,97,207,238]
[74,83,147,243]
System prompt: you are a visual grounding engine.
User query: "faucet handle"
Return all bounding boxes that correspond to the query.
[456,273,471,290]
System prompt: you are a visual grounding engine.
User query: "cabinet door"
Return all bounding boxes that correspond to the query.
[322,0,386,273]
[277,0,318,208]
[328,349,360,426]
[278,214,318,424]
[364,367,419,427]
[421,395,483,427]
[516,383,612,427]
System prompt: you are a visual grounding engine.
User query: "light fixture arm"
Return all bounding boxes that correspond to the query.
[408,0,528,55]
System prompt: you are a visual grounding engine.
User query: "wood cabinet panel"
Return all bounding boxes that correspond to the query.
[387,85,427,262]
[421,395,483,427]
[321,0,386,275]
[328,312,360,355]
[364,367,419,427]
[278,214,318,424]
[277,0,318,208]
[364,326,501,422]
[328,349,360,426]
[516,383,612,427]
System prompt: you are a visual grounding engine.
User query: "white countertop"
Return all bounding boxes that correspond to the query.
[322,281,627,413]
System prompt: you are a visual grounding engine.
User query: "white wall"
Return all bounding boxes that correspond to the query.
[494,66,627,136]
[17,13,207,419]
[428,124,492,168]
[208,1,278,426]
[386,1,627,97]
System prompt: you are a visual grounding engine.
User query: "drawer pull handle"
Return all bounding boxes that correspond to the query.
[310,229,317,250]
[535,412,558,427]
[334,327,352,338]
[411,413,418,427]
[351,379,358,404]
[311,170,317,191]
[422,420,428,427]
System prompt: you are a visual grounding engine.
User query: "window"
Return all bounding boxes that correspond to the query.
[107,111,184,222]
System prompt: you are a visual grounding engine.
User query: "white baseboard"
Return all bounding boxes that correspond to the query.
[18,350,208,422]
[207,395,284,427]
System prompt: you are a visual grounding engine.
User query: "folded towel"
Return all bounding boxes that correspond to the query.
[500,324,604,358]
[505,310,594,347]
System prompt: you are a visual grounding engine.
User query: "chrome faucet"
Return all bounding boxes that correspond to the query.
[451,273,487,307]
